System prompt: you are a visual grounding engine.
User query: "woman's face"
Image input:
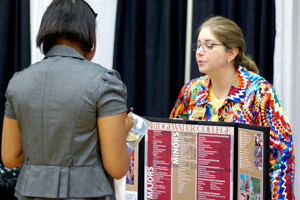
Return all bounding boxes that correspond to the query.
[195,27,230,76]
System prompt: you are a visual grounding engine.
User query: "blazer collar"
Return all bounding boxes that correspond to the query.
[45,45,86,60]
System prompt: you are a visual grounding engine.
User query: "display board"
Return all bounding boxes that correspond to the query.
[137,118,270,200]
[236,124,270,200]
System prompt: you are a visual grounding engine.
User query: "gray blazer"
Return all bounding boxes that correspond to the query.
[4,45,127,199]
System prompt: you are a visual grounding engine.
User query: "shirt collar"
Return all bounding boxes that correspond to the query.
[227,66,249,103]
[195,66,248,105]
[45,45,86,60]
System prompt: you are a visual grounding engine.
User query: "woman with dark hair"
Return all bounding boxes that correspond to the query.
[1,0,133,199]
[170,16,295,199]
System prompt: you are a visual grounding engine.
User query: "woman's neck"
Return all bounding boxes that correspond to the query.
[56,37,84,56]
[209,65,237,99]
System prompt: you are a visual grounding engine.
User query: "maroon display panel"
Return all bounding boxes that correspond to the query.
[145,122,234,200]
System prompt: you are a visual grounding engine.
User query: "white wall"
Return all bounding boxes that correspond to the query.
[274,0,299,198]
[30,0,117,69]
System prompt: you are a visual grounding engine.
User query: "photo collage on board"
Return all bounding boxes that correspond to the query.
[254,133,263,170]
[126,150,135,185]
[239,133,263,200]
[239,174,261,200]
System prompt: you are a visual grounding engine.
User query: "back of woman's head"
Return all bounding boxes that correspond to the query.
[198,16,259,74]
[36,0,97,54]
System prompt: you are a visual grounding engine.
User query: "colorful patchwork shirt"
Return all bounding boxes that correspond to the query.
[170,66,295,199]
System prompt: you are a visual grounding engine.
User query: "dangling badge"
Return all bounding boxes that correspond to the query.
[191,107,206,119]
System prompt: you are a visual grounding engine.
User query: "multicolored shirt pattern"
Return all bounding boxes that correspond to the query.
[170,66,295,199]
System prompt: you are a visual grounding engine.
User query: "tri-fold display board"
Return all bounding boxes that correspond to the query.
[128,117,270,200]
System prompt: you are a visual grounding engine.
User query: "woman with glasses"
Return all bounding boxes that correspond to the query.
[170,16,295,199]
[1,0,134,199]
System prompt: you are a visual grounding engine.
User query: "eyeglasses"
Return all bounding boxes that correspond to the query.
[192,43,226,52]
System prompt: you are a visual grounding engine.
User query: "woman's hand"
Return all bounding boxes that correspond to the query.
[126,113,134,133]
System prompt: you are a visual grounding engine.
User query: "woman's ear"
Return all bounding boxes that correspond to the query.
[84,36,96,61]
[84,42,96,61]
[228,47,239,62]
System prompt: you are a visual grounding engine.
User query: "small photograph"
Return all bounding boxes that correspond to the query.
[126,150,135,185]
[125,193,137,200]
[254,157,262,170]
[254,147,262,159]
[239,174,250,192]
[250,176,261,200]
[126,130,144,148]
[254,133,262,147]
[240,192,249,200]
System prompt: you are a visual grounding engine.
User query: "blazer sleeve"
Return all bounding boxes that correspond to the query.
[4,72,19,119]
[97,69,127,118]
[170,81,195,120]
[260,86,295,199]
